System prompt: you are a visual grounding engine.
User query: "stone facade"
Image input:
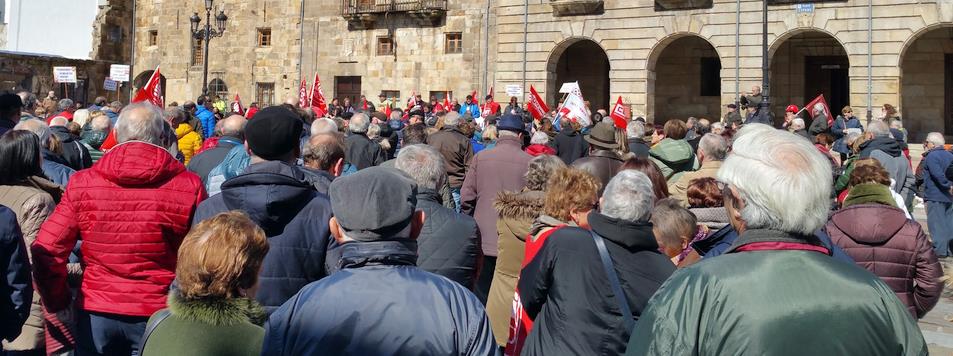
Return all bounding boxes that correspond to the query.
[130,0,953,137]
[0,51,114,104]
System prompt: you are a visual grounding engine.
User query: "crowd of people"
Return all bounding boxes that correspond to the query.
[0,85,947,356]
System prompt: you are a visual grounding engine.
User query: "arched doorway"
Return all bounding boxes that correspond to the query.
[901,26,953,137]
[648,35,722,123]
[770,31,850,121]
[133,70,167,100]
[547,39,610,113]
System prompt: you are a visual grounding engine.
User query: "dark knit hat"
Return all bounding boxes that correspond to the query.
[245,106,303,160]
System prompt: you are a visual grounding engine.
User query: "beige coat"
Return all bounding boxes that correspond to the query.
[669,160,723,206]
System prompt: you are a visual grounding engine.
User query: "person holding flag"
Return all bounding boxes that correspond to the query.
[230,94,245,116]
[806,94,832,136]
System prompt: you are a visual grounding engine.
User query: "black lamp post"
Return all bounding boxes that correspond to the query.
[190,0,228,99]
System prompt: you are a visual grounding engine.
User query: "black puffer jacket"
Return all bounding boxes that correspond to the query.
[0,205,31,342]
[193,161,334,315]
[50,125,92,170]
[518,212,675,356]
[553,128,589,165]
[415,189,481,289]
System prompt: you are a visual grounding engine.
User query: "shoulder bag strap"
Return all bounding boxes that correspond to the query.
[138,309,172,353]
[589,230,636,334]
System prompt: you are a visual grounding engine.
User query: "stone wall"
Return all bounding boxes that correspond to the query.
[0,52,113,104]
[901,27,953,137]
[653,36,721,122]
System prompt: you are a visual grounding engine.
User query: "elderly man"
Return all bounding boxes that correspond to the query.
[711,121,725,135]
[32,102,206,355]
[50,116,92,170]
[859,120,916,204]
[809,103,830,135]
[80,113,112,164]
[573,121,624,191]
[922,132,953,258]
[310,117,337,136]
[792,117,810,140]
[626,121,650,158]
[262,166,497,355]
[625,124,927,355]
[344,113,387,171]
[461,114,532,303]
[187,114,246,184]
[13,119,75,186]
[395,144,480,289]
[51,98,74,121]
[428,111,474,209]
[518,170,675,355]
[16,91,38,120]
[193,107,334,315]
[301,132,346,194]
[669,133,728,206]
[554,117,589,164]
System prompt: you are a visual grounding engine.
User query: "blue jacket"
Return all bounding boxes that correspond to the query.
[693,225,854,264]
[195,106,216,139]
[459,103,481,118]
[0,205,32,342]
[922,148,953,203]
[262,240,498,356]
[40,150,75,187]
[831,116,863,154]
[193,161,334,315]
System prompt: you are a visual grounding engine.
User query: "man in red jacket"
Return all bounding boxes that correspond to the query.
[31,102,207,356]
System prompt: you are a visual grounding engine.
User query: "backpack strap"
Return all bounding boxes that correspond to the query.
[589,230,637,334]
[138,309,172,353]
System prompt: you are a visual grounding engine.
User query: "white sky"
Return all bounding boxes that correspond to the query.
[4,0,98,59]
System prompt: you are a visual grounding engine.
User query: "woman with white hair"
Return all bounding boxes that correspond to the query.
[524,131,555,156]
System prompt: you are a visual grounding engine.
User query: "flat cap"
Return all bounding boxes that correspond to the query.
[330,166,418,241]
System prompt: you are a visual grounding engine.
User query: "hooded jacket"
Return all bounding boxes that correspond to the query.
[175,123,203,165]
[196,105,216,139]
[0,206,31,343]
[50,125,92,171]
[553,127,589,165]
[826,188,943,319]
[518,212,675,356]
[193,161,333,315]
[627,229,927,356]
[648,138,696,181]
[860,136,916,202]
[141,290,265,356]
[262,240,498,356]
[32,142,206,316]
[415,188,481,288]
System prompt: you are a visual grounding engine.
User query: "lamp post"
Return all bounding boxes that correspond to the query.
[760,0,771,121]
[190,0,228,99]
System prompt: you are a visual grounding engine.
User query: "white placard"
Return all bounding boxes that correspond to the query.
[109,64,130,82]
[505,84,523,97]
[558,82,580,94]
[53,67,77,83]
[104,78,118,91]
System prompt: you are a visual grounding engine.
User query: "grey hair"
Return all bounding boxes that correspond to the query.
[499,130,519,138]
[845,132,863,148]
[716,123,832,235]
[530,131,549,145]
[311,118,338,136]
[889,119,903,129]
[49,116,69,127]
[926,132,945,147]
[812,103,825,114]
[115,102,167,145]
[867,120,890,137]
[395,144,446,191]
[698,133,728,160]
[389,111,403,121]
[349,113,370,134]
[165,106,188,125]
[626,121,645,138]
[791,118,805,130]
[367,123,381,139]
[56,98,74,112]
[13,119,52,148]
[16,91,37,110]
[600,170,656,222]
[711,122,725,131]
[525,155,565,191]
[443,112,462,126]
[90,114,112,132]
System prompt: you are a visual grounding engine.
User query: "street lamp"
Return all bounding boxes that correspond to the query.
[190,0,228,99]
[759,0,771,122]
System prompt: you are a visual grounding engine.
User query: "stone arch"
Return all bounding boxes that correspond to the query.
[546,37,611,112]
[646,32,723,123]
[899,25,953,136]
[769,29,851,121]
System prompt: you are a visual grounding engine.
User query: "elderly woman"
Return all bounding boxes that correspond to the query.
[486,155,564,347]
[826,161,942,319]
[140,211,269,356]
[524,131,555,156]
[808,102,830,136]
[652,198,699,265]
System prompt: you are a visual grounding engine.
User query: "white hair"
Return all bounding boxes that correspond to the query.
[926,132,945,147]
[72,109,90,128]
[349,113,370,134]
[443,112,461,126]
[530,131,549,145]
[115,102,167,145]
[13,119,52,148]
[311,118,338,136]
[600,170,656,222]
[813,103,825,114]
[698,133,728,160]
[711,122,725,132]
[395,144,446,191]
[367,123,381,139]
[90,114,112,132]
[791,118,805,130]
[49,116,69,127]
[626,121,645,138]
[867,120,890,137]
[889,119,903,129]
[717,123,831,235]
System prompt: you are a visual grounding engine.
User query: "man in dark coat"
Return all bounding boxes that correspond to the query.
[428,111,474,209]
[0,205,31,343]
[262,166,497,356]
[809,103,830,136]
[193,107,333,315]
[723,103,743,128]
[626,124,926,355]
[187,114,246,184]
[553,117,589,164]
[518,170,675,356]
[49,117,92,171]
[572,121,624,194]
[395,144,481,289]
[921,132,953,258]
[626,121,650,158]
[343,113,387,171]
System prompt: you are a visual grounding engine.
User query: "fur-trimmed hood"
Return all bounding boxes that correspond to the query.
[168,290,266,327]
[494,189,545,220]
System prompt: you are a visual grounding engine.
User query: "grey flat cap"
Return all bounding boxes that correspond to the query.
[329,166,418,241]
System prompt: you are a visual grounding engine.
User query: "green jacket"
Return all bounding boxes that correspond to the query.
[835,156,857,194]
[626,229,927,356]
[141,292,266,356]
[648,138,697,182]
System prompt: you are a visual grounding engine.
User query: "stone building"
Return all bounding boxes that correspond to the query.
[132,0,953,138]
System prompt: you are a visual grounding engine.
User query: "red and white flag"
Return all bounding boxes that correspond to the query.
[131,66,163,108]
[443,92,452,111]
[308,73,328,117]
[297,79,308,109]
[232,94,245,116]
[560,82,591,127]
[407,91,418,110]
[525,85,550,121]
[609,96,628,129]
[805,94,833,127]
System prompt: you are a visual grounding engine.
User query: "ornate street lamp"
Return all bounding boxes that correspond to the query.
[190,0,228,99]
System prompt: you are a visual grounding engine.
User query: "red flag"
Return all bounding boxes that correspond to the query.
[407,91,418,110]
[232,94,245,116]
[443,92,452,112]
[297,79,308,109]
[805,94,832,126]
[609,96,628,129]
[525,85,550,121]
[470,90,479,106]
[308,73,328,114]
[131,66,163,108]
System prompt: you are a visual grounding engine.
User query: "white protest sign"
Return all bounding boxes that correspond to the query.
[558,82,580,94]
[505,84,523,97]
[53,67,77,83]
[104,78,118,91]
[109,64,130,82]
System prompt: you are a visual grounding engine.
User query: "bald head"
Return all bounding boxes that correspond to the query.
[221,114,246,139]
[311,117,338,136]
[49,116,69,127]
[13,119,52,147]
[285,96,300,106]
[302,132,345,172]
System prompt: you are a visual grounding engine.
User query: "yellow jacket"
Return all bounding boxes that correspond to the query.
[175,123,203,165]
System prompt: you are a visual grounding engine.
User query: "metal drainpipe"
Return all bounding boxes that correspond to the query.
[129,0,136,100]
[298,0,305,84]
[734,0,740,106]
[866,0,873,125]
[484,0,492,97]
[760,0,769,116]
[522,0,527,102]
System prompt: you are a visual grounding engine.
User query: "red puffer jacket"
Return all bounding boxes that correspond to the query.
[32,142,206,317]
[825,204,943,318]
